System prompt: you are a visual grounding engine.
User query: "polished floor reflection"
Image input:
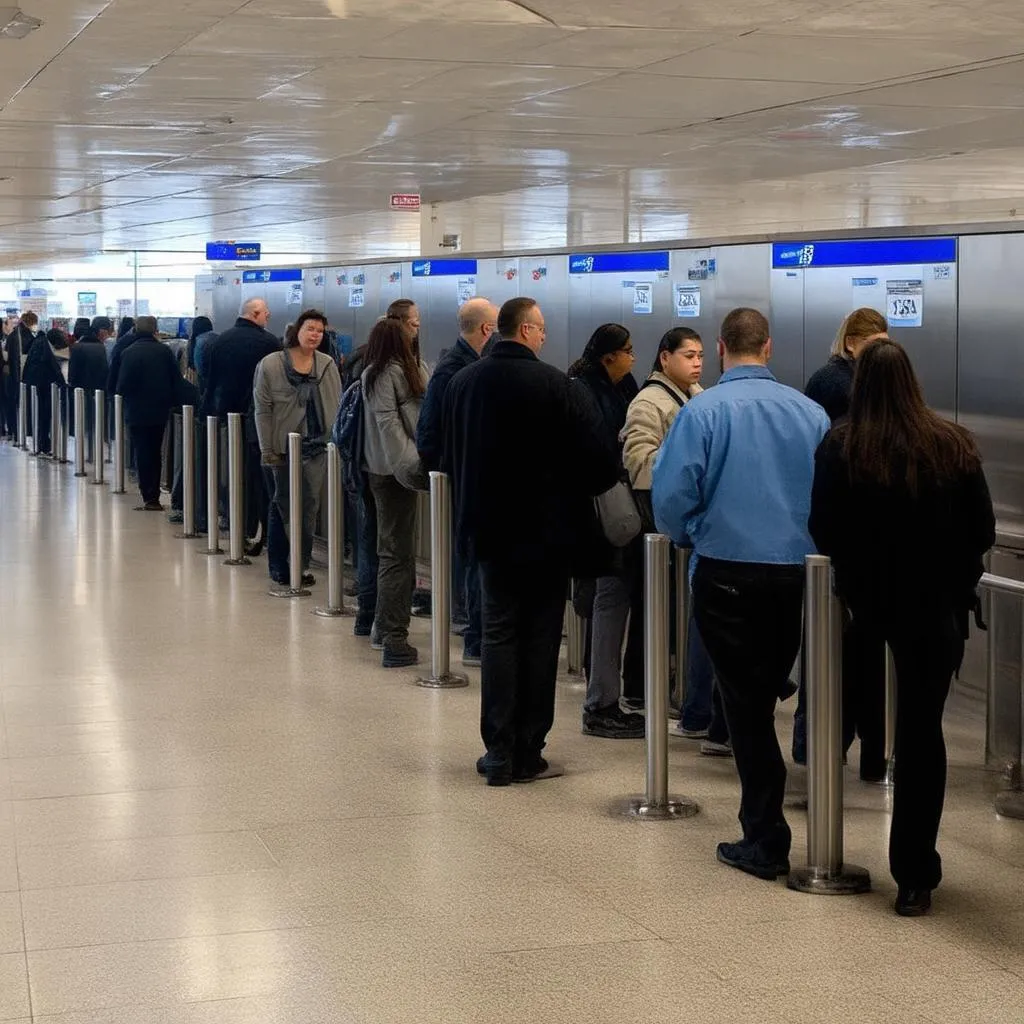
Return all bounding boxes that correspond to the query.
[0,442,1022,1023]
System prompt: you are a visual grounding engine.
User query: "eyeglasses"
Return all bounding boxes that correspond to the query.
[523,322,546,334]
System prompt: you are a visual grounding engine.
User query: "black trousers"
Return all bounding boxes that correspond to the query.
[479,559,568,771]
[133,423,165,504]
[842,610,887,777]
[694,558,804,858]
[865,606,963,890]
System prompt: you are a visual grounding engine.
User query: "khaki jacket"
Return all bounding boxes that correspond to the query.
[621,371,702,491]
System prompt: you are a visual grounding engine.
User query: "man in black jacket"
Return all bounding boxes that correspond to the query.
[116,317,198,510]
[441,297,618,786]
[417,297,498,666]
[68,316,113,459]
[202,298,280,540]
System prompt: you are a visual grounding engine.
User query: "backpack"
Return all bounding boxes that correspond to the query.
[332,377,365,494]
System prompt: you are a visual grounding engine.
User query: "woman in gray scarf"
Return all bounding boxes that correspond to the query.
[254,309,342,588]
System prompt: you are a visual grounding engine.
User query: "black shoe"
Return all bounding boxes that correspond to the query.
[513,757,564,783]
[354,614,374,638]
[143,501,164,512]
[716,840,790,881]
[382,641,418,668]
[895,888,932,917]
[245,540,264,557]
[344,581,358,597]
[486,765,512,787]
[302,572,315,587]
[620,697,645,714]
[582,704,645,739]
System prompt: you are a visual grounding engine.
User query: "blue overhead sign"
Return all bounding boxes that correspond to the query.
[569,251,670,274]
[411,259,478,277]
[206,241,261,261]
[772,237,956,269]
[242,269,302,283]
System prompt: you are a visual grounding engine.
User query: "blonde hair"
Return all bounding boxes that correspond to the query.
[831,307,888,359]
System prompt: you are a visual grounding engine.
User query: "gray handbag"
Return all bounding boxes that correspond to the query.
[594,480,643,547]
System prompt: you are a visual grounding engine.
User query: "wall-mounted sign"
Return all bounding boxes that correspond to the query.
[886,279,924,328]
[390,194,421,211]
[569,251,670,274]
[674,284,701,318]
[206,242,261,261]
[77,291,97,317]
[772,237,956,269]
[349,286,365,308]
[632,282,653,315]
[242,269,302,283]
[457,277,476,303]
[411,259,478,278]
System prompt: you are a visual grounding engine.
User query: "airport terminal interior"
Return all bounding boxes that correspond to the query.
[2,0,1024,1021]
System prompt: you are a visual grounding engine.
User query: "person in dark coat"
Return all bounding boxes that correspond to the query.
[567,324,645,740]
[116,316,198,510]
[2,316,32,436]
[796,307,891,777]
[441,297,618,786]
[72,317,91,343]
[203,299,280,540]
[417,297,498,665]
[809,339,995,917]
[22,327,65,454]
[68,316,113,455]
[187,315,213,375]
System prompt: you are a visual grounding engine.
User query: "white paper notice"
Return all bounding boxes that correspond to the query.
[287,282,303,306]
[633,282,653,315]
[674,284,700,318]
[349,286,365,308]
[457,277,476,303]
[886,279,924,328]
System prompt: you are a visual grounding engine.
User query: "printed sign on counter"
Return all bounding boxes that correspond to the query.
[886,279,924,328]
[633,282,653,315]
[674,284,700,318]
[457,276,476,303]
[349,286,365,308]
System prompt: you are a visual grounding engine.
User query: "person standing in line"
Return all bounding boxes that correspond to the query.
[68,316,112,458]
[442,297,618,786]
[254,309,342,588]
[1,316,27,438]
[361,313,428,668]
[116,316,198,511]
[653,308,830,880]
[795,307,891,778]
[416,297,498,668]
[809,339,994,916]
[21,326,66,454]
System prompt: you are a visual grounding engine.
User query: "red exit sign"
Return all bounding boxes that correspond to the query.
[389,193,421,211]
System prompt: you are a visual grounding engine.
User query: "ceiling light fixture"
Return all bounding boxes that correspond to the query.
[0,8,42,39]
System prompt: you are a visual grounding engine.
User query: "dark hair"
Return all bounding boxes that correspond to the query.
[135,315,158,336]
[497,297,538,340]
[652,326,702,375]
[72,317,90,339]
[568,323,630,379]
[365,318,424,399]
[190,316,212,340]
[841,339,981,494]
[46,327,68,351]
[720,307,770,357]
[117,316,135,340]
[385,299,416,322]
[285,308,328,348]
[20,311,38,328]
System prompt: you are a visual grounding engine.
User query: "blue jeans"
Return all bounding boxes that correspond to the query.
[355,483,378,621]
[463,559,482,656]
[680,612,715,731]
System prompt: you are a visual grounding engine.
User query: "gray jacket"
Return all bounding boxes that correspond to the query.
[253,349,342,458]
[362,358,428,490]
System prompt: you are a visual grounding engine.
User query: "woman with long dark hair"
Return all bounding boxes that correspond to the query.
[22,327,66,454]
[809,339,994,917]
[569,323,645,739]
[362,314,428,668]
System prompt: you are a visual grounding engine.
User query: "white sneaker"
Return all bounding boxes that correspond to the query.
[671,722,709,739]
[700,739,733,758]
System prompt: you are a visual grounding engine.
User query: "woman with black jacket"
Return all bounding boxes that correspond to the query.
[22,328,66,454]
[569,324,644,740]
[808,339,994,917]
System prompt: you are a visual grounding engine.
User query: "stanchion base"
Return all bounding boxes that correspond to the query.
[74,472,87,478]
[201,546,225,556]
[314,606,355,618]
[994,790,1024,820]
[786,863,871,895]
[112,488,125,495]
[223,557,252,566]
[175,532,199,540]
[268,586,311,598]
[417,672,470,689]
[616,796,700,820]
[89,479,105,486]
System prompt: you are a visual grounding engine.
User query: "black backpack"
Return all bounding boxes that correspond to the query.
[332,377,365,494]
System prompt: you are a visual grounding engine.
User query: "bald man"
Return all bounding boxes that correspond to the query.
[417,296,498,665]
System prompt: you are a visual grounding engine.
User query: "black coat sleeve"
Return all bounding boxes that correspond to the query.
[417,363,450,473]
[565,377,620,498]
[808,435,850,560]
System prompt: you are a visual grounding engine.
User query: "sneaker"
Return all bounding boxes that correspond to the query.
[716,840,790,881]
[513,758,564,783]
[672,723,709,739]
[167,509,184,524]
[382,641,418,668]
[301,572,315,587]
[451,619,469,637]
[582,704,645,739]
[620,697,645,714]
[370,626,383,650]
[344,581,359,597]
[462,647,481,667]
[354,614,374,638]
[143,501,164,512]
[701,739,733,757]
[667,706,681,721]
[894,888,932,917]
[475,754,511,786]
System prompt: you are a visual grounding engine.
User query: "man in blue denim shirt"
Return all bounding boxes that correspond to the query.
[653,307,830,881]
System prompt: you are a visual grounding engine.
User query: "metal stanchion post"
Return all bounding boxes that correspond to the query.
[201,417,223,555]
[672,546,692,712]
[49,383,60,460]
[112,395,126,493]
[223,413,251,566]
[270,432,310,597]
[90,390,105,485]
[30,386,39,456]
[17,383,27,449]
[788,555,871,894]
[178,405,197,538]
[883,645,897,787]
[566,580,585,675]
[418,471,468,687]
[315,443,353,618]
[618,534,699,820]
[73,388,86,476]
[59,388,69,463]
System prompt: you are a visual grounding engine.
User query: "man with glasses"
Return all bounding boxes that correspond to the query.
[417,297,499,667]
[441,297,619,786]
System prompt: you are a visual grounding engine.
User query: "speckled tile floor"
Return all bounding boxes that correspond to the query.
[1,440,1022,1023]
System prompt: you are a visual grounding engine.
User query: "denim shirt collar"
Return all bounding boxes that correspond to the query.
[718,364,776,385]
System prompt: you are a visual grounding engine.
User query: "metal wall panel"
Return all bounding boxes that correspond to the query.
[524,256,569,372]
[769,268,805,389]
[211,273,240,331]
